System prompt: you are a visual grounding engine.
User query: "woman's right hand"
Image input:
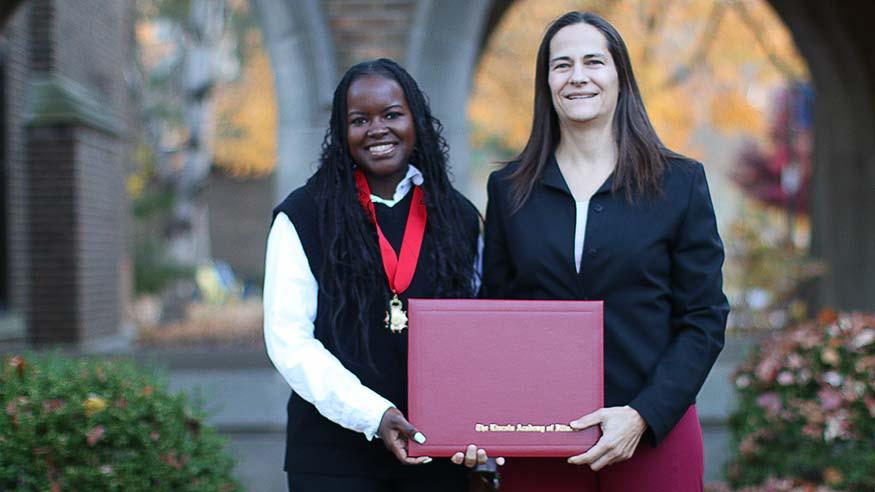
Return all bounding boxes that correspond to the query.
[377,407,432,465]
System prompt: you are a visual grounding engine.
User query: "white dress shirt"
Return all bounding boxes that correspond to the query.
[264,165,446,441]
[574,200,590,273]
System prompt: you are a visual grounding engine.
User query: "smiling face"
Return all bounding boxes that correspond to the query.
[548,22,620,128]
[346,74,416,195]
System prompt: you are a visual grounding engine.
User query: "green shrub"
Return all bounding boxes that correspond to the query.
[0,353,241,492]
[727,311,875,491]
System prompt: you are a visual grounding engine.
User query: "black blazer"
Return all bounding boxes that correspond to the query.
[482,155,730,445]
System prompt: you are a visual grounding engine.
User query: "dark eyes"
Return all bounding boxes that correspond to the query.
[349,111,404,125]
[552,60,605,70]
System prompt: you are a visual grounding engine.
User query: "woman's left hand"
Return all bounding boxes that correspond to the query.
[377,407,432,465]
[566,406,647,471]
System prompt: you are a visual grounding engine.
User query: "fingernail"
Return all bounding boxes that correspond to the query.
[496,457,506,466]
[413,432,427,444]
[422,457,433,464]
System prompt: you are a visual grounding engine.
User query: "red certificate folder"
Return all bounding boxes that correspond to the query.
[407,299,603,457]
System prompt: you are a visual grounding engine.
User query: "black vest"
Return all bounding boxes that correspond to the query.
[271,182,479,478]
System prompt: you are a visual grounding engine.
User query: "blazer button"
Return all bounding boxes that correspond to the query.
[587,248,598,256]
[593,203,604,212]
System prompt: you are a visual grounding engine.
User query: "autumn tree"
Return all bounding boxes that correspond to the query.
[133,0,236,268]
[212,25,277,178]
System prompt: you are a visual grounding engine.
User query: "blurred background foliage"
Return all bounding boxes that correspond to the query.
[128,0,265,346]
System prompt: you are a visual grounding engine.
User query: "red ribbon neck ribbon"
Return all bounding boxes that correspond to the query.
[353,170,427,296]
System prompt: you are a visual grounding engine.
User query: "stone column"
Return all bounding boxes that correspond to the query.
[405,0,494,195]
[770,0,875,311]
[24,0,130,348]
[252,0,338,204]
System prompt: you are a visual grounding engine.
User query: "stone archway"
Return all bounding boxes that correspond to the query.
[251,0,339,203]
[255,0,498,199]
[404,0,497,189]
[768,0,875,311]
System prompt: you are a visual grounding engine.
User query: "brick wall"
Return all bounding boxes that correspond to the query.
[27,125,78,343]
[60,0,134,343]
[324,0,417,71]
[75,127,125,342]
[3,4,31,328]
[54,0,131,126]
[2,0,134,346]
[27,0,53,73]
[25,126,127,345]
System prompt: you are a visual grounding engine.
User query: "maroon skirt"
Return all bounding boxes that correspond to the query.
[498,406,704,492]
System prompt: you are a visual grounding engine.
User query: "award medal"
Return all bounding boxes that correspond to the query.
[354,169,427,333]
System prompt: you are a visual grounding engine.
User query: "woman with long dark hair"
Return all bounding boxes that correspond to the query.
[263,58,480,491]
[481,12,729,490]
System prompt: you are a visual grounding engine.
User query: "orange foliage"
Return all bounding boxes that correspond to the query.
[212,49,277,177]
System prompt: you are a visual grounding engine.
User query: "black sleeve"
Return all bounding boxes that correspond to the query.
[628,163,730,444]
[481,172,515,299]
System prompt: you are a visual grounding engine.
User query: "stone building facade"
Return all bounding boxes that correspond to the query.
[1,0,134,347]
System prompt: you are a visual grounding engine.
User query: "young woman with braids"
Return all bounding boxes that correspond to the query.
[263,59,480,491]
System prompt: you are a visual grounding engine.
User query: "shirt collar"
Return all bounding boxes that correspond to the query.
[542,154,617,197]
[370,164,424,207]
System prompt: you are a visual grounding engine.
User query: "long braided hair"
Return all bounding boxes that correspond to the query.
[309,58,478,365]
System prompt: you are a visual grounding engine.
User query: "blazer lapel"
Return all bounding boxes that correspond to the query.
[541,155,572,196]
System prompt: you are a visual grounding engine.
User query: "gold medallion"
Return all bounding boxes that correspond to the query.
[385,294,408,333]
